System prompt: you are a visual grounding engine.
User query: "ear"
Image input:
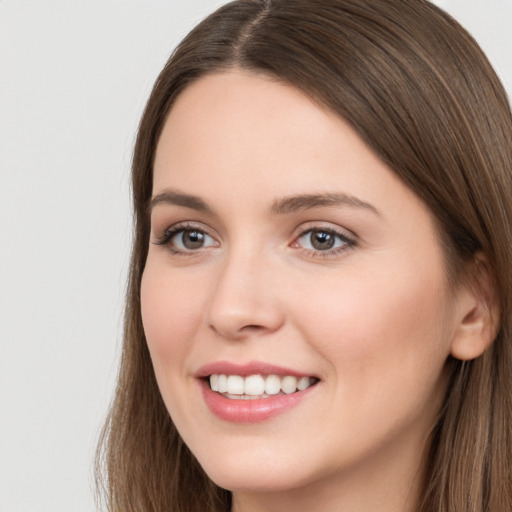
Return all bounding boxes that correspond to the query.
[450,253,500,361]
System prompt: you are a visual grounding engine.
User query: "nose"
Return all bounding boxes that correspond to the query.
[205,249,285,340]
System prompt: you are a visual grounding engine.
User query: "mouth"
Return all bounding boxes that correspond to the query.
[208,373,319,400]
[196,362,320,423]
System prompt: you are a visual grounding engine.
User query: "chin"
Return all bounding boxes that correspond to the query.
[194,446,315,493]
[207,468,309,494]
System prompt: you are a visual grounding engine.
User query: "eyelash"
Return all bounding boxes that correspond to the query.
[293,226,356,258]
[153,222,217,256]
[153,222,356,258]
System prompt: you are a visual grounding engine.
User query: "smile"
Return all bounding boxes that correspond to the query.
[196,363,319,422]
[209,374,317,399]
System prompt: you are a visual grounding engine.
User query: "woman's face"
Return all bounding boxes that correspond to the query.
[141,71,468,504]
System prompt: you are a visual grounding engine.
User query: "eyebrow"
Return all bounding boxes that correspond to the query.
[148,189,211,213]
[148,188,380,217]
[270,192,381,216]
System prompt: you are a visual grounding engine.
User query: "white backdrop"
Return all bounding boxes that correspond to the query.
[0,1,510,511]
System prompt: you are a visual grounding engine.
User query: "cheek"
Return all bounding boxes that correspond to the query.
[140,262,204,372]
[294,263,453,406]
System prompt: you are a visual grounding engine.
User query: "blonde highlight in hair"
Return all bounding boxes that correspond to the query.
[96,1,512,510]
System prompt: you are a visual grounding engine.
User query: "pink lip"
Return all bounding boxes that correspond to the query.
[195,360,314,378]
[199,381,317,423]
[195,361,319,423]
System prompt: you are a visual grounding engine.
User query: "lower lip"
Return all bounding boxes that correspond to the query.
[200,380,317,423]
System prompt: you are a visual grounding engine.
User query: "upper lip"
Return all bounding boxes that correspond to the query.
[195,361,317,379]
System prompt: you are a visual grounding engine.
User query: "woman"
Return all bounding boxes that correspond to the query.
[96,1,512,511]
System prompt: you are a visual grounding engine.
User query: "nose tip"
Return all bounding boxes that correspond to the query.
[205,258,284,340]
[207,293,284,340]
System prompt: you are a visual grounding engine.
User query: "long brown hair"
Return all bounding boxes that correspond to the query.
[96,1,512,510]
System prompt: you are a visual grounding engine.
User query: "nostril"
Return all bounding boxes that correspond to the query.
[209,322,274,339]
[243,325,265,331]
[238,324,277,337]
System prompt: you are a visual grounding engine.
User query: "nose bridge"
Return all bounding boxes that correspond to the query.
[206,239,283,339]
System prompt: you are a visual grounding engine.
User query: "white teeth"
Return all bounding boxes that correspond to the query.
[297,376,311,391]
[265,374,281,395]
[281,376,298,394]
[218,374,228,393]
[208,374,315,397]
[225,393,267,400]
[227,375,245,395]
[244,375,266,395]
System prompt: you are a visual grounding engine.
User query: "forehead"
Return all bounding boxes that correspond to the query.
[154,71,398,202]
[154,71,335,180]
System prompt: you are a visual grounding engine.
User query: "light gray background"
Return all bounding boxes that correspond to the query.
[0,1,510,511]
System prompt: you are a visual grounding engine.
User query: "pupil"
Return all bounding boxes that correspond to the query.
[311,230,334,250]
[183,230,204,249]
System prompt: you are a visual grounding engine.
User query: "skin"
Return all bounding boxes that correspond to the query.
[141,70,485,512]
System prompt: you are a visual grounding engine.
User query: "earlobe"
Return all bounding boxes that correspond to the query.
[450,254,500,361]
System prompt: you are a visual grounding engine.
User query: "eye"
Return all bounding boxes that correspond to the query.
[294,228,354,255]
[173,229,216,250]
[154,225,218,254]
